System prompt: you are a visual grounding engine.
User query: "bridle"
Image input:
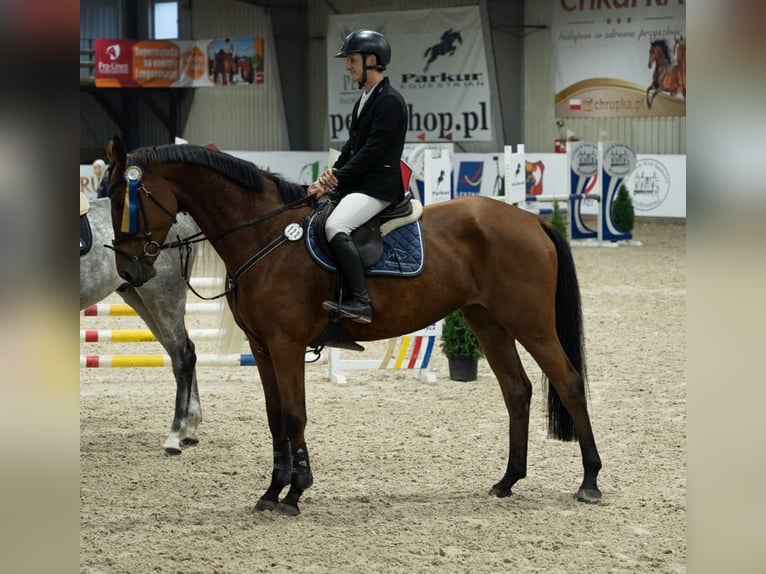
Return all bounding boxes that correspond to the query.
[107,157,180,264]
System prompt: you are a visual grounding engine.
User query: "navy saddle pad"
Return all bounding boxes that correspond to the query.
[305,214,425,278]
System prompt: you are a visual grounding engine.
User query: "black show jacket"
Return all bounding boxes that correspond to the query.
[333,76,408,203]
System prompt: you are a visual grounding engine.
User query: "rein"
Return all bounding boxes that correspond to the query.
[169,195,315,300]
[209,196,314,243]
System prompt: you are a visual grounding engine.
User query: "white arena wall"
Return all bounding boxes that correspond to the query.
[80,149,685,219]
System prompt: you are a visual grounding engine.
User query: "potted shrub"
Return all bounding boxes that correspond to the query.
[612,184,635,233]
[440,310,483,381]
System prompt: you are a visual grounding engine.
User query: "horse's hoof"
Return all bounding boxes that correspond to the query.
[488,485,513,498]
[180,436,199,447]
[272,502,300,516]
[254,498,277,512]
[576,488,602,504]
[163,447,182,456]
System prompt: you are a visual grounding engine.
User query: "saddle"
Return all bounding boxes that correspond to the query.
[312,191,419,266]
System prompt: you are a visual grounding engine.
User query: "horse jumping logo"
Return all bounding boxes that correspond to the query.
[423,28,463,73]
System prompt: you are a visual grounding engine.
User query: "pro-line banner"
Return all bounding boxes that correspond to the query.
[553,1,685,118]
[327,7,492,143]
[94,37,264,88]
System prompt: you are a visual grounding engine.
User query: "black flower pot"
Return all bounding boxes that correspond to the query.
[447,356,478,382]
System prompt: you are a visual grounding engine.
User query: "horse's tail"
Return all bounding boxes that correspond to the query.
[540,220,587,442]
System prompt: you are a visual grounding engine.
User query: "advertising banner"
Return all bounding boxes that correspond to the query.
[423,149,452,204]
[553,1,685,117]
[504,144,526,204]
[327,7,492,142]
[94,37,264,88]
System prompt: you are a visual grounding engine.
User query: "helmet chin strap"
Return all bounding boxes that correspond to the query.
[358,54,379,89]
[358,65,366,89]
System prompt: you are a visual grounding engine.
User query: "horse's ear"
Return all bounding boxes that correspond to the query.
[107,135,127,165]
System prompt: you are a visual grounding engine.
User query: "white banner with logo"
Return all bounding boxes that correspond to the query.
[423,149,453,205]
[553,2,685,118]
[327,7,492,143]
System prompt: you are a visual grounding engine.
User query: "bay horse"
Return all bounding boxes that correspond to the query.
[105,137,602,516]
[647,38,684,108]
[81,196,231,454]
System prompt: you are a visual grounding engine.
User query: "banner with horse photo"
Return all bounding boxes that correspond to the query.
[553,2,685,118]
[94,37,264,88]
[327,6,492,143]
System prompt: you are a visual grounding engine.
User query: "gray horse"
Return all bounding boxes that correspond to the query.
[81,197,223,454]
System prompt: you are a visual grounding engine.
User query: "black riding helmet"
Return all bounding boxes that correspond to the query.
[335,29,391,71]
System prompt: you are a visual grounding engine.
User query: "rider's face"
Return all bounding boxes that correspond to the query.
[346,53,365,83]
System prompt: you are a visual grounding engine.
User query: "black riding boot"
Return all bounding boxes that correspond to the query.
[322,232,373,324]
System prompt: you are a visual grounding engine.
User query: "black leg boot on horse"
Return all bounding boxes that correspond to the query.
[322,232,373,324]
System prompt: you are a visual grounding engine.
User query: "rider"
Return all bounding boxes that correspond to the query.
[308,30,408,324]
[225,37,236,59]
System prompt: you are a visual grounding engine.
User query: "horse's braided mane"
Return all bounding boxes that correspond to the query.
[651,39,672,63]
[132,144,307,204]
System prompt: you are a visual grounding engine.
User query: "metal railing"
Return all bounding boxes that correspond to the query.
[80,39,95,86]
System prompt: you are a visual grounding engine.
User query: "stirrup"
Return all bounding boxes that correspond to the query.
[322,300,372,324]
